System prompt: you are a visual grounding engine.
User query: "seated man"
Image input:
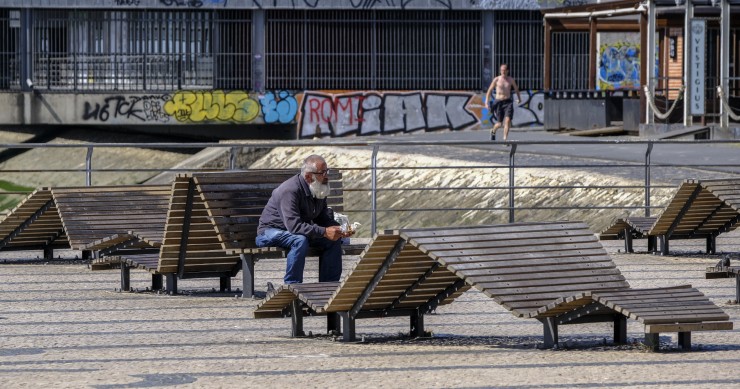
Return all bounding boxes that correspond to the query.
[255,155,349,285]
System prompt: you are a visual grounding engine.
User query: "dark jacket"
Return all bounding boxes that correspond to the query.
[257,174,338,239]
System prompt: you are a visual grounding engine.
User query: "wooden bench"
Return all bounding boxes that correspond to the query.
[0,188,68,259]
[91,170,365,296]
[600,178,740,255]
[255,221,732,350]
[192,170,368,297]
[52,185,171,251]
[706,265,740,304]
[0,185,169,260]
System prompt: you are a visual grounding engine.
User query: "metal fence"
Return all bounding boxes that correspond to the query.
[0,9,20,90]
[28,9,251,91]
[550,31,589,90]
[1,140,739,233]
[491,10,543,90]
[265,10,482,90]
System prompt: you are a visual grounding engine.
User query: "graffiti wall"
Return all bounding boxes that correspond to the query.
[77,90,299,125]
[597,33,641,91]
[297,90,544,138]
[4,88,544,135]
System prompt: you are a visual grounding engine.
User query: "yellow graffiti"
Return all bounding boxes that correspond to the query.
[164,90,260,123]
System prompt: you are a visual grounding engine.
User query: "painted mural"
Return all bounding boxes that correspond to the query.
[597,41,641,90]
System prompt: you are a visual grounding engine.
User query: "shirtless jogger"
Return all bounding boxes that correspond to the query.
[484,64,521,141]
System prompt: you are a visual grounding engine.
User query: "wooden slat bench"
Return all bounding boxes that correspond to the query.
[52,185,171,251]
[256,222,732,350]
[91,170,365,295]
[0,188,69,259]
[600,178,740,255]
[599,216,657,253]
[192,170,368,298]
[706,265,740,304]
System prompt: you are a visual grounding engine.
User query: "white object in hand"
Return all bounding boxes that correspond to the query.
[333,212,361,233]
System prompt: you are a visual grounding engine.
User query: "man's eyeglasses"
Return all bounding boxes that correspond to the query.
[311,169,330,176]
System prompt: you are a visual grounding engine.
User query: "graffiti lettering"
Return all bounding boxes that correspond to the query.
[82,95,170,123]
[115,0,140,5]
[260,91,298,124]
[164,91,260,123]
[299,91,477,138]
[159,0,204,7]
[479,90,544,128]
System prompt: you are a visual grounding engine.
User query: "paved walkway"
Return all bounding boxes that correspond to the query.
[1,235,740,388]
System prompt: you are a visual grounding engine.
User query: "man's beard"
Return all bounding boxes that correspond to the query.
[309,179,330,199]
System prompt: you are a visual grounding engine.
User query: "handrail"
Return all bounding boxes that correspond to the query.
[0,139,739,231]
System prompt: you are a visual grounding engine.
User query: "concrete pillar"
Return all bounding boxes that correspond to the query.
[645,0,656,124]
[482,11,493,91]
[720,0,730,129]
[683,0,694,126]
[251,10,265,93]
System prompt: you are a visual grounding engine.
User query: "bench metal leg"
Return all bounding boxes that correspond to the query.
[540,317,558,348]
[327,313,341,335]
[647,236,656,253]
[340,312,356,342]
[82,250,92,260]
[678,332,691,350]
[613,315,627,344]
[43,247,54,260]
[290,300,306,337]
[120,264,131,292]
[644,333,660,351]
[166,274,178,295]
[735,274,740,303]
[658,235,669,256]
[152,274,163,291]
[706,236,716,254]
[219,276,231,292]
[410,310,425,337]
[623,229,633,253]
[240,254,254,298]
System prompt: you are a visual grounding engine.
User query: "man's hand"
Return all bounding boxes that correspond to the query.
[324,226,343,241]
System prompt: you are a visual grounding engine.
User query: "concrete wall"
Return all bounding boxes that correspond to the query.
[0,89,548,138]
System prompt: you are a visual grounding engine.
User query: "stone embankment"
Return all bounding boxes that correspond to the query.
[248,146,675,234]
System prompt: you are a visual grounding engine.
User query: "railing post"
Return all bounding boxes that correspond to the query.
[229,146,238,170]
[645,142,653,217]
[371,145,379,233]
[508,144,517,223]
[85,146,93,187]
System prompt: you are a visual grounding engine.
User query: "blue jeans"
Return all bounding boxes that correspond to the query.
[255,228,342,284]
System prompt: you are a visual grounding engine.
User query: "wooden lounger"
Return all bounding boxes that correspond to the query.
[256,222,732,350]
[600,178,740,255]
[0,188,68,259]
[0,185,169,259]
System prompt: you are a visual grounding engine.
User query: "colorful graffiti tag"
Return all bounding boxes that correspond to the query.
[298,91,479,138]
[478,90,545,128]
[163,90,261,123]
[598,42,640,90]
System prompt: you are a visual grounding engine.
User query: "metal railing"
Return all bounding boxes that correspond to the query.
[1,139,740,232]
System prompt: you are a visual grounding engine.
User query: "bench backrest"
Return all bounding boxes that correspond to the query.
[0,188,69,250]
[156,170,345,276]
[649,179,740,238]
[52,185,171,250]
[195,170,344,255]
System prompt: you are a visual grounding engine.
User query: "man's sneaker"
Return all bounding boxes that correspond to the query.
[490,131,496,141]
[266,282,275,293]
